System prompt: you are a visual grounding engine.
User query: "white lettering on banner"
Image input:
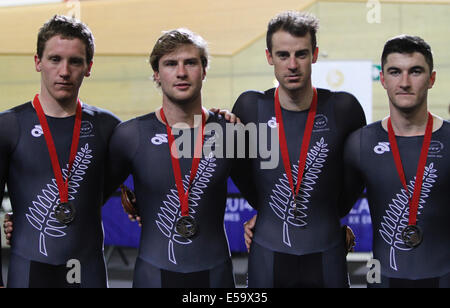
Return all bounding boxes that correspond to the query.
[347,199,372,225]
[349,198,371,215]
[224,213,240,222]
[224,198,254,222]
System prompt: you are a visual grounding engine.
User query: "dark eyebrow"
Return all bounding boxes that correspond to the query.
[162,59,177,64]
[275,49,310,56]
[386,65,426,72]
[410,65,425,71]
[185,57,200,63]
[46,53,60,59]
[275,51,289,57]
[70,56,85,62]
[295,49,310,56]
[386,66,400,72]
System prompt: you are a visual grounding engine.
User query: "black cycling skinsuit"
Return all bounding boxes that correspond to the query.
[0,101,119,288]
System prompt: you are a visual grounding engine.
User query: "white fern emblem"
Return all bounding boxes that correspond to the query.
[25,144,93,257]
[269,138,329,247]
[155,153,217,265]
[378,163,437,271]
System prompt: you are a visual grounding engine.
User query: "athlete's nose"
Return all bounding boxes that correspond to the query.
[59,60,71,78]
[287,56,298,71]
[399,71,411,90]
[176,64,188,78]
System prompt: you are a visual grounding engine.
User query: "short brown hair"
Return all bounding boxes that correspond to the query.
[149,28,209,73]
[266,11,319,54]
[37,15,95,64]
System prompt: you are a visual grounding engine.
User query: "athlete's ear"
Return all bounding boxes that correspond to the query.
[312,47,319,64]
[266,49,274,66]
[153,71,161,87]
[428,71,436,89]
[35,54,42,72]
[85,61,93,77]
[380,71,387,89]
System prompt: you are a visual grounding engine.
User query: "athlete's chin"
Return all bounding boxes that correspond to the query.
[280,82,307,92]
[391,100,423,114]
[168,92,200,105]
[51,91,78,103]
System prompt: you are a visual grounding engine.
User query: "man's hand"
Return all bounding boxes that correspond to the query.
[243,214,257,253]
[3,212,13,246]
[128,214,142,228]
[120,184,142,227]
[209,108,241,124]
[344,225,356,253]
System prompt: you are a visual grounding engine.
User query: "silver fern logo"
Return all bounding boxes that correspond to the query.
[378,163,437,271]
[26,144,93,257]
[155,153,217,265]
[269,137,329,247]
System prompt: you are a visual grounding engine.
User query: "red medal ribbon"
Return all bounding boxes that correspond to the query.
[274,87,318,200]
[32,94,82,204]
[160,109,206,217]
[387,112,433,226]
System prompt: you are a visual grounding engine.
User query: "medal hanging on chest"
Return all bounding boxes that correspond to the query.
[387,113,433,248]
[33,94,82,225]
[160,109,205,239]
[274,87,318,220]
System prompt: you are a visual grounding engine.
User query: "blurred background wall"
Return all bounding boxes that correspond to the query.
[1,0,449,121]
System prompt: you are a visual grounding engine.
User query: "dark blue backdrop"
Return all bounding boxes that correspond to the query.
[102,177,372,252]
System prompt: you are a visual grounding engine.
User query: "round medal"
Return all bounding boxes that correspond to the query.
[175,216,197,239]
[55,202,76,225]
[402,225,423,248]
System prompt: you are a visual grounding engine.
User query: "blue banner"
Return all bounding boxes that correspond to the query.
[102,177,373,252]
[340,197,373,252]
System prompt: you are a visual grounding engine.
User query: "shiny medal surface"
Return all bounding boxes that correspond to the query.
[402,225,423,248]
[55,202,76,225]
[175,216,197,239]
